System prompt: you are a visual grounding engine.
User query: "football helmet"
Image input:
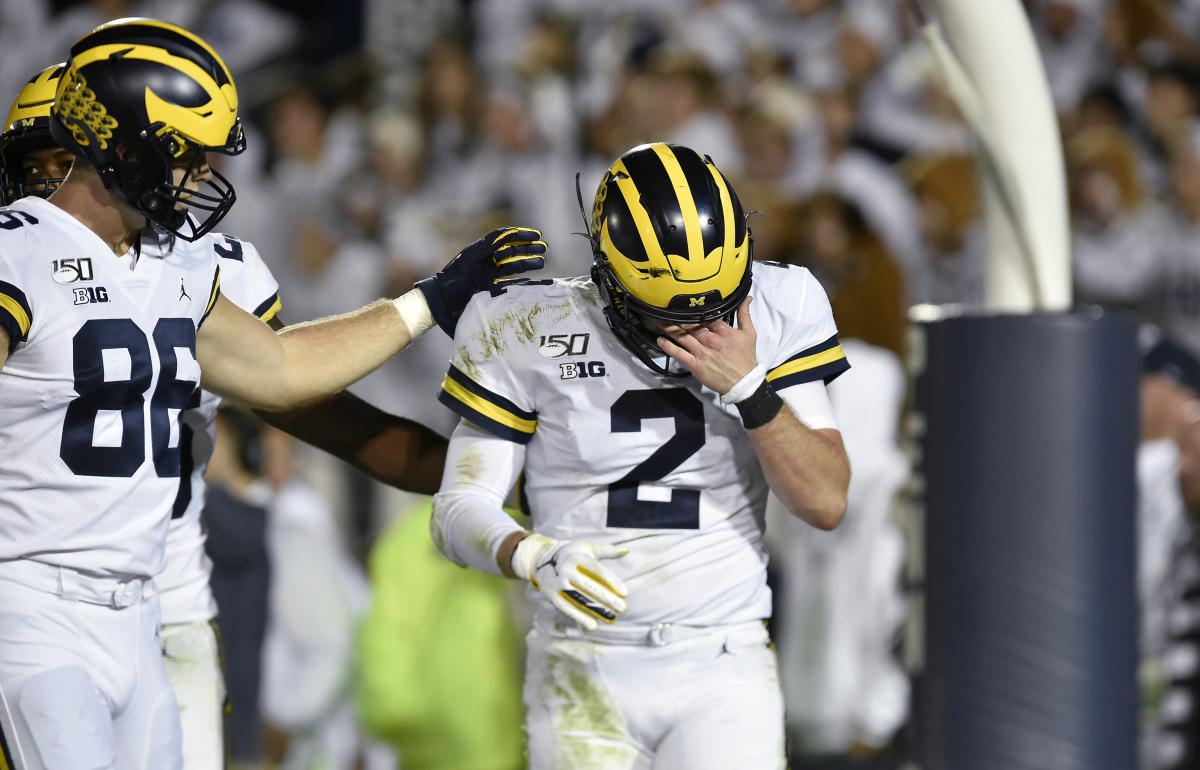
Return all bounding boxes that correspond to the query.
[49,17,245,240]
[588,142,753,377]
[1,63,67,205]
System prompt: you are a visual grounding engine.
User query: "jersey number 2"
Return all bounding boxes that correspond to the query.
[60,318,198,477]
[607,388,705,529]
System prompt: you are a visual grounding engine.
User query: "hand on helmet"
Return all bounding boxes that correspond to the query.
[416,227,547,336]
[510,533,629,631]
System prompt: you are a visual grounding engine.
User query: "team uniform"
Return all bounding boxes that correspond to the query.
[0,196,220,769]
[155,232,280,769]
[436,262,848,769]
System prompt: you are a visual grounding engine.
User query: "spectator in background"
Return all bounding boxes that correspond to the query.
[259,428,397,770]
[770,339,909,769]
[1150,124,1200,359]
[1137,331,1200,770]
[792,84,924,277]
[1030,0,1112,116]
[416,37,480,180]
[1066,125,1167,312]
[645,49,744,176]
[794,191,908,361]
[203,407,273,767]
[901,152,986,308]
[357,499,526,770]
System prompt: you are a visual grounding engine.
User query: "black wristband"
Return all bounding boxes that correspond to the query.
[735,379,785,430]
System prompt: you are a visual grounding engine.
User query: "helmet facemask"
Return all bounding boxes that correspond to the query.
[129,124,243,241]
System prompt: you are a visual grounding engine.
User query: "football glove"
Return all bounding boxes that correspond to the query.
[415,226,547,336]
[510,533,629,631]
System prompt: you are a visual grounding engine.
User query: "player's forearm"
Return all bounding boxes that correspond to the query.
[749,408,849,530]
[256,392,448,494]
[266,297,423,409]
[430,490,526,576]
[431,420,529,575]
[0,327,8,371]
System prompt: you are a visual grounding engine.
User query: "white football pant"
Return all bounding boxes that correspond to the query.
[524,618,786,770]
[0,562,182,770]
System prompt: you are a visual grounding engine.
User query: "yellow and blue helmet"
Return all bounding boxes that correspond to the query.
[588,142,753,376]
[50,17,245,240]
[1,63,67,205]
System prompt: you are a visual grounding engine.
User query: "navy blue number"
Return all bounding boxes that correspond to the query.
[61,318,199,478]
[607,388,706,529]
[0,211,38,230]
[151,319,198,477]
[61,319,152,476]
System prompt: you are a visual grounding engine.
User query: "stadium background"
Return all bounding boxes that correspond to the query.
[4,0,1199,767]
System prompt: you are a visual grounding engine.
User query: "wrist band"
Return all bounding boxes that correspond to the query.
[391,289,435,338]
[720,363,768,405]
[735,379,785,429]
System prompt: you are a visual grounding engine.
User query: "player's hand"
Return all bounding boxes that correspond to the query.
[415,227,548,336]
[510,533,629,631]
[656,295,758,394]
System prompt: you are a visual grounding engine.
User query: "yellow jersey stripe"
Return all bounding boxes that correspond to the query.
[205,272,221,317]
[0,293,31,337]
[767,345,846,382]
[441,375,537,434]
[257,297,281,323]
[651,144,702,263]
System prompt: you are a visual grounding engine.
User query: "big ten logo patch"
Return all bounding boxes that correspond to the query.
[560,361,606,380]
[538,333,590,359]
[52,257,94,284]
[73,286,109,305]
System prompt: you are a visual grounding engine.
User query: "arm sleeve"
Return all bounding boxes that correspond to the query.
[430,419,528,576]
[763,266,850,389]
[436,293,538,443]
[779,379,839,432]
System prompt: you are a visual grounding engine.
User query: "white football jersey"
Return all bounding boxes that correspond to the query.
[438,262,849,626]
[0,197,220,578]
[158,232,280,624]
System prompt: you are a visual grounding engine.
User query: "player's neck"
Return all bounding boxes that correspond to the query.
[48,165,146,256]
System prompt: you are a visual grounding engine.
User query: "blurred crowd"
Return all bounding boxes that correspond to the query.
[15,0,1200,767]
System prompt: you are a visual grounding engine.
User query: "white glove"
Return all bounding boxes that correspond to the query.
[511,534,630,630]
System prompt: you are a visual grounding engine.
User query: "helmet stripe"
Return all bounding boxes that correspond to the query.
[705,160,736,261]
[611,161,667,265]
[618,149,679,262]
[650,144,702,264]
[603,179,649,264]
[673,148,723,257]
[78,18,233,87]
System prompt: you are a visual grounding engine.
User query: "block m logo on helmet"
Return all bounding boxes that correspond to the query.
[48,17,246,241]
[688,297,705,307]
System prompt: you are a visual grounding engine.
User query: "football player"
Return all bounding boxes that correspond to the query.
[431,142,852,769]
[0,19,544,770]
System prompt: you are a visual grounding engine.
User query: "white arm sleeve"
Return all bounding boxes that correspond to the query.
[780,380,839,432]
[430,419,528,576]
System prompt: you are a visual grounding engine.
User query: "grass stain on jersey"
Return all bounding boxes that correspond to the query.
[541,645,638,768]
[455,301,578,377]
